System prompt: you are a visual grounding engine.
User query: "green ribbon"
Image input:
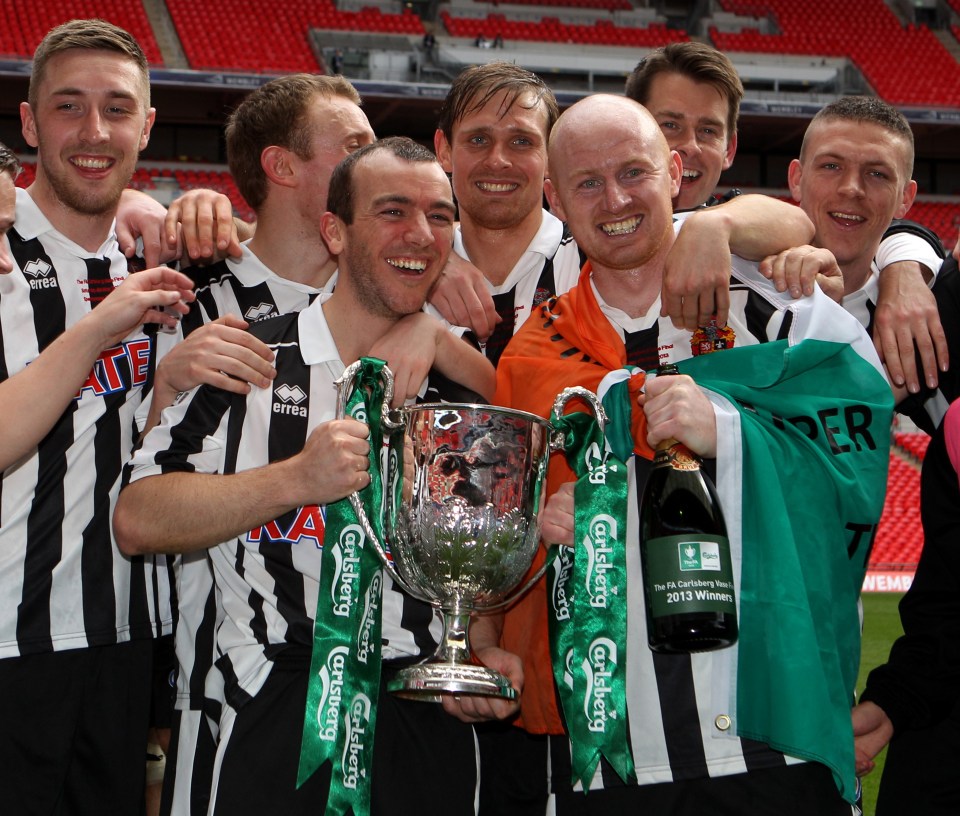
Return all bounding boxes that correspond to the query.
[547,410,635,788]
[297,358,387,816]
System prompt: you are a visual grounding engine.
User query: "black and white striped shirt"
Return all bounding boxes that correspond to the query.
[550,261,826,791]
[167,246,334,713]
[440,209,584,367]
[0,188,163,658]
[127,294,466,708]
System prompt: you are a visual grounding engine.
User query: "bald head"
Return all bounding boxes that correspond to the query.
[545,95,681,274]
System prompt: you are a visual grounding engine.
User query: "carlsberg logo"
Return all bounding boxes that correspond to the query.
[584,637,618,733]
[356,572,382,665]
[341,693,373,789]
[584,441,614,485]
[331,524,364,616]
[679,540,721,572]
[550,548,574,621]
[316,646,349,741]
[584,513,618,608]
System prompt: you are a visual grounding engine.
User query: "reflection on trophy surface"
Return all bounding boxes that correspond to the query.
[389,407,545,611]
[337,361,604,701]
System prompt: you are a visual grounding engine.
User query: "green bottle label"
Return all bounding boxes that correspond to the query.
[645,533,736,617]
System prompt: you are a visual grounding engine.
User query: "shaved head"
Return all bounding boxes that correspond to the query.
[545,95,680,277]
[548,94,672,183]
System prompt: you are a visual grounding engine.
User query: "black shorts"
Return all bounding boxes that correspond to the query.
[211,660,480,816]
[0,639,153,815]
[552,761,853,816]
[150,633,177,730]
[477,721,548,815]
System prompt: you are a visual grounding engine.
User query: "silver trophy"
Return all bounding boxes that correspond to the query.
[335,361,606,701]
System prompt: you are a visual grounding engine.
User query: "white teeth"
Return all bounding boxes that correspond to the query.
[682,169,700,179]
[387,258,427,271]
[477,182,517,192]
[830,211,865,222]
[72,157,112,169]
[601,216,640,235]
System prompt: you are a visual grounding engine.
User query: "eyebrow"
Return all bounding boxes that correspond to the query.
[656,108,724,129]
[50,87,139,102]
[816,150,896,169]
[372,193,456,215]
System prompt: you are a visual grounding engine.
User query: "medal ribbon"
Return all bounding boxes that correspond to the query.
[297,358,387,816]
[548,409,635,788]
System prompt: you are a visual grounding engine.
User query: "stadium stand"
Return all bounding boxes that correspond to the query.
[710,0,960,108]
[871,447,925,570]
[167,0,422,74]
[0,0,163,63]
[439,11,688,47]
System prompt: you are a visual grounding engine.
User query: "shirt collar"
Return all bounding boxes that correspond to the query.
[14,187,119,257]
[297,292,342,366]
[227,243,336,295]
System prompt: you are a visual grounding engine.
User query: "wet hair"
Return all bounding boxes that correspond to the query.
[326,136,440,225]
[225,74,363,210]
[437,61,559,142]
[29,18,150,110]
[624,42,743,139]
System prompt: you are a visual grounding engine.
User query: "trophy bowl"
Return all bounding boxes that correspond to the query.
[337,362,604,701]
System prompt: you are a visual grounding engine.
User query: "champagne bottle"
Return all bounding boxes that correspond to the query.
[639,364,738,653]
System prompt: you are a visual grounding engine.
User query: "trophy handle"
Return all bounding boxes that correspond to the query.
[550,386,608,441]
[333,360,426,600]
[484,387,609,612]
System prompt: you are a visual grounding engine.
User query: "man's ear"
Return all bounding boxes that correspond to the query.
[20,102,38,149]
[262,146,295,187]
[139,108,156,151]
[896,179,918,220]
[787,159,803,204]
[543,178,566,221]
[722,129,738,171]
[434,129,453,174]
[320,211,345,255]
[667,150,682,199]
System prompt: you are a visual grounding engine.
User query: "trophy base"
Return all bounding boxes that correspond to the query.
[388,662,518,703]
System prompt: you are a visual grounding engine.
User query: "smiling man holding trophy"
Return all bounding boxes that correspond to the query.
[113,137,573,816]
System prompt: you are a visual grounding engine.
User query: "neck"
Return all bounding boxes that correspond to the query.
[27,180,115,252]
[249,205,337,289]
[840,259,873,297]
[591,262,663,319]
[458,207,543,286]
[321,286,397,366]
[590,231,674,319]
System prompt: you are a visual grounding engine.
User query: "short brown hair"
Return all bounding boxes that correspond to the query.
[225,74,362,210]
[625,42,743,141]
[437,61,559,143]
[802,95,915,177]
[29,19,150,110]
[0,142,21,181]
[326,137,441,225]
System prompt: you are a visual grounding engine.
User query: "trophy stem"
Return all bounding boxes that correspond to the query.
[387,607,518,702]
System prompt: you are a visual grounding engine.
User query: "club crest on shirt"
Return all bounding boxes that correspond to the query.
[690,321,736,356]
